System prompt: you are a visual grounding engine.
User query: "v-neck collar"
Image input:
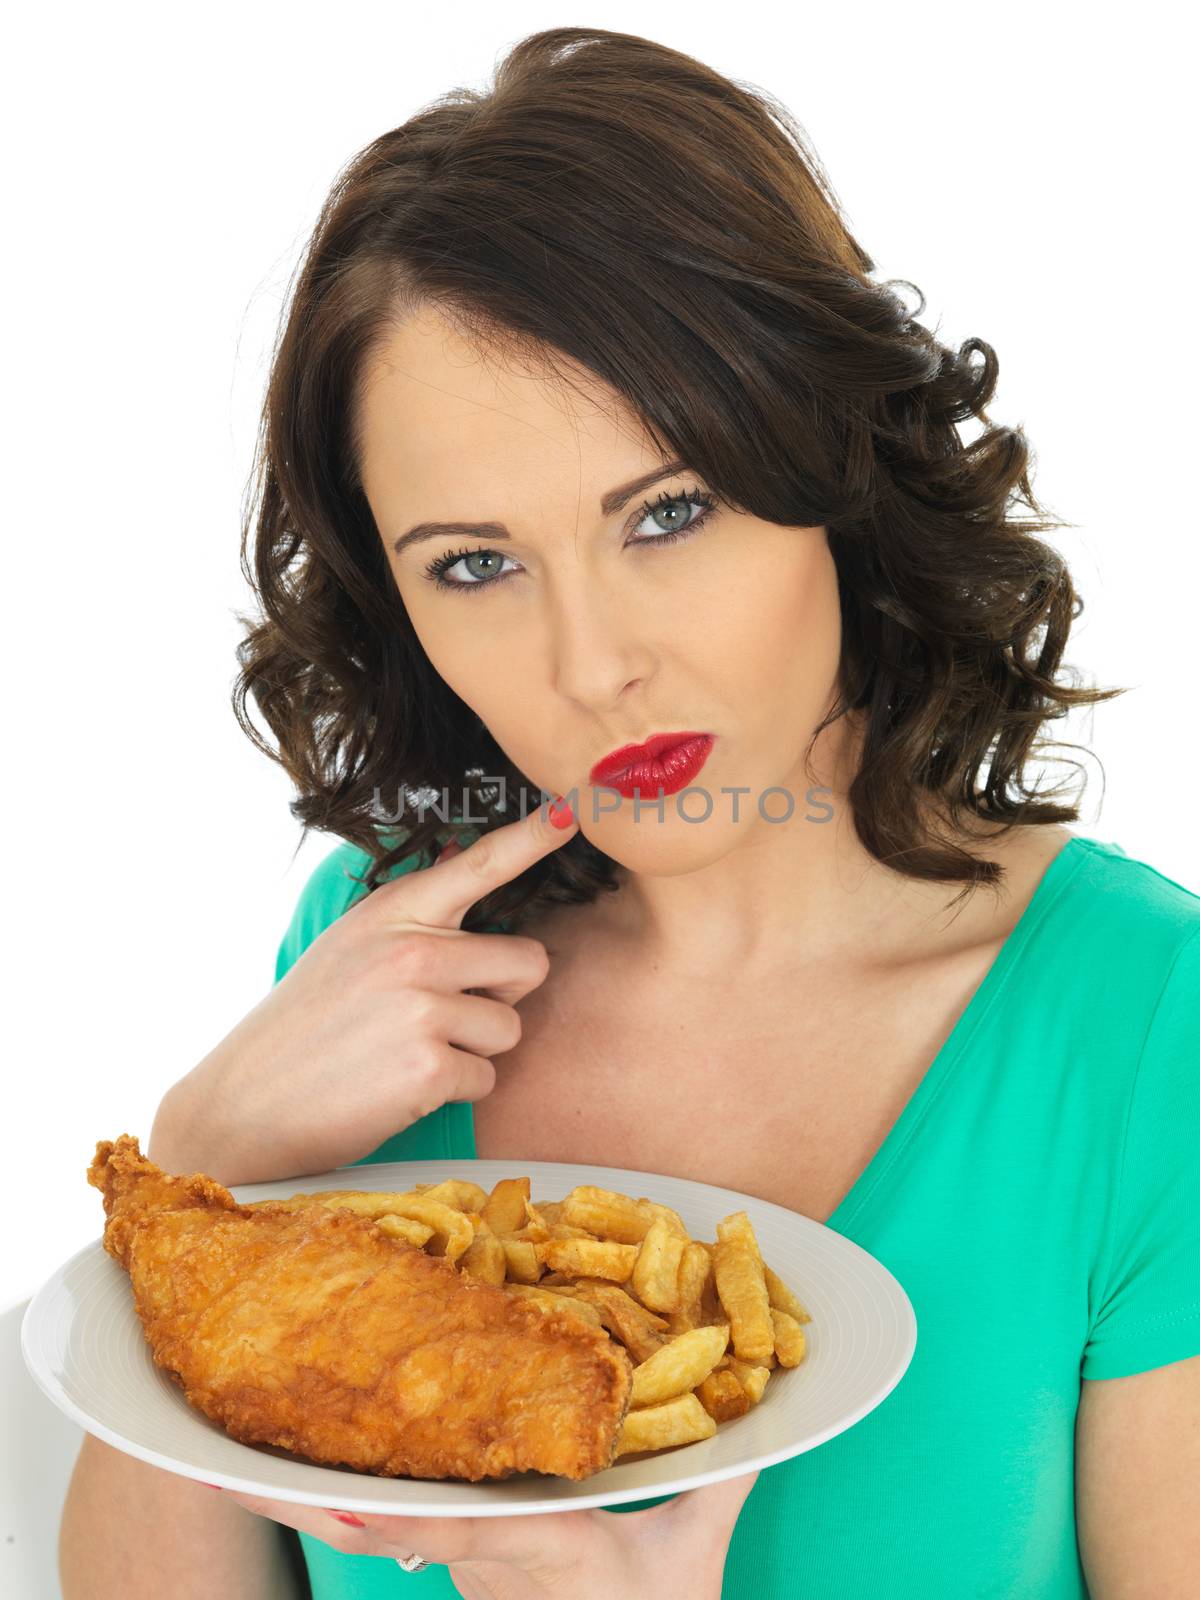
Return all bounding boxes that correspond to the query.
[824,832,1089,1232]
[455,833,1091,1233]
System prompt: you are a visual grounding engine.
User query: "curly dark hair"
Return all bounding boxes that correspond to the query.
[232,24,1124,933]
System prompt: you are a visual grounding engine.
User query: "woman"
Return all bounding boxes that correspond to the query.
[60,24,1200,1600]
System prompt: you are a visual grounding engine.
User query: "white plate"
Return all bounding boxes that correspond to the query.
[22,1158,915,1516]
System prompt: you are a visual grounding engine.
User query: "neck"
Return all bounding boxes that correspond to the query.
[587,710,1015,980]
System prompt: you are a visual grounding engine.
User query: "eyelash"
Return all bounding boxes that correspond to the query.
[421,485,720,594]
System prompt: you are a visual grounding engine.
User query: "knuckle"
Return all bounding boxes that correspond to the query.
[408,1040,445,1082]
[460,836,496,879]
[411,1060,455,1120]
[392,933,439,982]
[401,987,439,1033]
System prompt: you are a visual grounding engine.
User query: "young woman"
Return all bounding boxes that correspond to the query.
[60,25,1200,1600]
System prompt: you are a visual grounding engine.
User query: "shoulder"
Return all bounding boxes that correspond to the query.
[1076,842,1200,1382]
[1015,832,1200,1077]
[1060,833,1200,959]
[300,838,376,906]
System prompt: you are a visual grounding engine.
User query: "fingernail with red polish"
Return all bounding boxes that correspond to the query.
[549,794,574,829]
[201,1483,222,1491]
[328,1510,366,1527]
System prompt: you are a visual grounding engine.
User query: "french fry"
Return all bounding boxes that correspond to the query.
[261,1190,474,1257]
[519,1199,553,1241]
[740,1366,771,1403]
[712,1236,775,1362]
[481,1176,530,1235]
[459,1220,507,1285]
[570,1281,670,1363]
[764,1262,813,1324]
[615,1391,717,1456]
[698,1255,725,1324]
[636,1199,690,1238]
[630,1216,687,1313]
[504,1284,605,1326]
[771,1307,808,1367]
[716,1210,762,1258]
[717,1352,772,1404]
[413,1178,490,1213]
[534,1238,640,1282]
[696,1366,751,1422]
[500,1237,543,1284]
[665,1240,712,1333]
[372,1214,436,1248]
[629,1323,729,1407]
[379,1196,475,1261]
[512,1206,593,1243]
[713,1213,812,1325]
[559,1185,655,1244]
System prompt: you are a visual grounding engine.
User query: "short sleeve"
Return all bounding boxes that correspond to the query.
[272,837,429,985]
[1081,924,1200,1380]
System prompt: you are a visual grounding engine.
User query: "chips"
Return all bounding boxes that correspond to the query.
[251,1178,813,1461]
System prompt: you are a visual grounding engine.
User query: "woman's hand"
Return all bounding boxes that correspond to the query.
[150,796,579,1185]
[216,1471,759,1600]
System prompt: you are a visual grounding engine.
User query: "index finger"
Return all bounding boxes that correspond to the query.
[384,794,579,931]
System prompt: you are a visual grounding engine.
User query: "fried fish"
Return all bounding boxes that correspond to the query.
[88,1136,633,1481]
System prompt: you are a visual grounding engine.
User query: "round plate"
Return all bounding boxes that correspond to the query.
[22,1157,915,1516]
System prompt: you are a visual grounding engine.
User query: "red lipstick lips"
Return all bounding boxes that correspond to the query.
[588,731,715,799]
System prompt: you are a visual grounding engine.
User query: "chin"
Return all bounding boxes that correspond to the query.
[586,814,739,875]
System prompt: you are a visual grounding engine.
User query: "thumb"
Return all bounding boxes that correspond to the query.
[665,1469,761,1536]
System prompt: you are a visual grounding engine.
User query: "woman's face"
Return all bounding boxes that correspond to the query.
[357,304,842,873]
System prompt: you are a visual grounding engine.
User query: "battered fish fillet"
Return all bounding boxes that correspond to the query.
[88,1136,633,1481]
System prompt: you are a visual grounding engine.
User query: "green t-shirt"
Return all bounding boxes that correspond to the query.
[271,832,1200,1598]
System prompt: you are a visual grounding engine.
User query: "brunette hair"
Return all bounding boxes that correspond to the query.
[233,24,1124,930]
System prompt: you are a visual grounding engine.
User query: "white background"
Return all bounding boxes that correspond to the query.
[3,4,1195,1584]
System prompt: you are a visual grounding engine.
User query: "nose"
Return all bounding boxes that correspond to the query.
[544,570,657,712]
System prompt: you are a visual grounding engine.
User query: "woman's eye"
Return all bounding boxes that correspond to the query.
[628,487,718,547]
[421,485,719,594]
[422,546,518,591]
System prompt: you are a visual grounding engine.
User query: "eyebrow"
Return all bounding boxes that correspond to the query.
[390,458,690,557]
